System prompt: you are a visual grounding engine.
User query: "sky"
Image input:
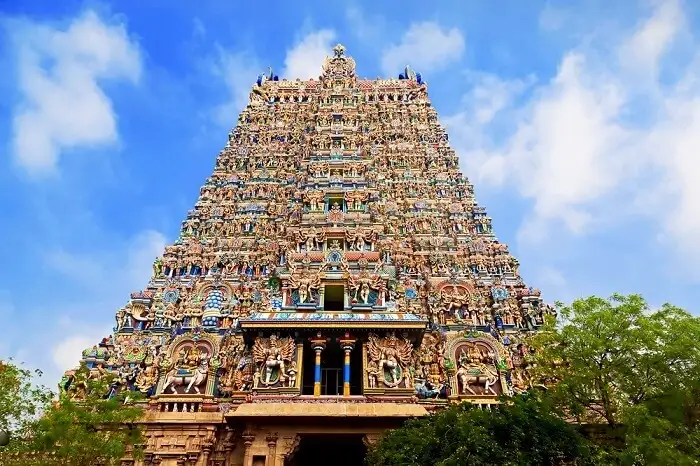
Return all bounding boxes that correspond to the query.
[1,0,699,387]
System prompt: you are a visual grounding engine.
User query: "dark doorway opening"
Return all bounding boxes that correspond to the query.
[301,340,363,395]
[349,339,363,395]
[288,434,366,466]
[324,285,345,311]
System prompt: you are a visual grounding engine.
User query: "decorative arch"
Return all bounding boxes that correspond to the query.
[196,281,235,299]
[193,282,236,313]
[445,333,508,398]
[434,279,475,293]
[445,334,504,362]
[157,333,222,396]
[167,333,219,361]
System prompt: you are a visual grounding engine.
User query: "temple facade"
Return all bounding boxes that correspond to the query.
[62,44,552,466]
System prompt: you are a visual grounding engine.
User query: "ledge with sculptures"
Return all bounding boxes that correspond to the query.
[61,44,554,466]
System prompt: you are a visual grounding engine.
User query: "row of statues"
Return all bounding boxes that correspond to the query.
[65,327,536,403]
[63,45,546,412]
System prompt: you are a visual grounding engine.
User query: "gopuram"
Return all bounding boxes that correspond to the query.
[62,44,552,466]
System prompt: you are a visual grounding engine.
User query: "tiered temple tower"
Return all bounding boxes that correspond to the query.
[63,45,552,466]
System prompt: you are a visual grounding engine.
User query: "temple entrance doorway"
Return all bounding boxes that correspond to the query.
[301,340,364,395]
[287,434,366,466]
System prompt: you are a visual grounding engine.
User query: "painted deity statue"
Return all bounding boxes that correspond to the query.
[252,335,296,387]
[455,344,500,396]
[162,346,210,394]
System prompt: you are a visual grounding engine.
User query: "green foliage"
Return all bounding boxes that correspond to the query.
[0,360,145,466]
[531,294,700,465]
[365,395,595,466]
[369,294,700,466]
[0,359,54,437]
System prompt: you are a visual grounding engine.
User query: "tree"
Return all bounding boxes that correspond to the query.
[365,395,595,466]
[0,359,54,445]
[0,359,145,466]
[531,294,700,465]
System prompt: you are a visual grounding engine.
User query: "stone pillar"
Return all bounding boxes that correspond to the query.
[200,431,215,466]
[336,332,357,397]
[222,427,237,466]
[265,433,278,466]
[242,432,255,466]
[308,332,329,397]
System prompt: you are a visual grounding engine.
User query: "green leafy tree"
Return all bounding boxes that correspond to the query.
[0,359,145,466]
[365,395,595,466]
[0,359,54,443]
[531,294,700,465]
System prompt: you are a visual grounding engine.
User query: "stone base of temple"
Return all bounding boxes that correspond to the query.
[129,401,433,465]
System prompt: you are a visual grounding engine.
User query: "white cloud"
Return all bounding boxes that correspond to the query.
[381,22,465,77]
[0,228,165,387]
[446,0,700,272]
[618,0,683,80]
[192,17,206,41]
[8,10,142,176]
[539,4,570,32]
[283,29,336,80]
[345,6,385,43]
[211,29,336,127]
[211,47,261,127]
[532,266,575,303]
[42,229,166,378]
[46,229,166,291]
[52,334,100,373]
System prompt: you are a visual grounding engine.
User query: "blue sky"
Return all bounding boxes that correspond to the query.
[1,0,699,386]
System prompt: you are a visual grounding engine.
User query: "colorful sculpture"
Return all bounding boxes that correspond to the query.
[60,44,553,464]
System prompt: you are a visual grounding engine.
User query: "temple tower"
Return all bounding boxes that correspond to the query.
[64,45,550,466]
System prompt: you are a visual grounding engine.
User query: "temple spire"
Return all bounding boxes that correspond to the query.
[322,43,356,79]
[333,43,346,58]
[62,46,549,463]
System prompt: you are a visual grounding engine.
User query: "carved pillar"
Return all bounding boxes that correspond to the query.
[242,432,255,466]
[222,427,237,466]
[200,431,215,466]
[265,433,277,466]
[308,332,328,397]
[337,332,357,397]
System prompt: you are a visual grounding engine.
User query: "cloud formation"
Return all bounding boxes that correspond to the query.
[445,0,700,271]
[17,229,166,385]
[7,10,142,176]
[46,229,165,380]
[211,47,261,128]
[283,29,337,80]
[212,29,337,127]
[381,22,465,77]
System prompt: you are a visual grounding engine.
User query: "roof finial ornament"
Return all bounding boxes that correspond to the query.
[398,64,423,84]
[333,43,346,58]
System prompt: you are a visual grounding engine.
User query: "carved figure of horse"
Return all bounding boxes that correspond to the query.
[162,359,209,394]
[456,364,499,396]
